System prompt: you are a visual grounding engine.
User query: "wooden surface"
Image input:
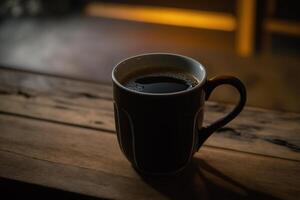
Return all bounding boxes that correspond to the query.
[0,68,300,199]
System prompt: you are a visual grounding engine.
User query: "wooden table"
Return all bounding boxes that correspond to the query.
[0,68,299,199]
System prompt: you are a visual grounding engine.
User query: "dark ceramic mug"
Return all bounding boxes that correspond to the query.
[112,53,246,175]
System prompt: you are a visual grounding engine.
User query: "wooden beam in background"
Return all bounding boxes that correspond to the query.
[85,2,236,31]
[236,0,257,57]
[264,19,300,36]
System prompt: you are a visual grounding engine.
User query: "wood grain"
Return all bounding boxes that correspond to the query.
[0,114,299,200]
[0,68,299,161]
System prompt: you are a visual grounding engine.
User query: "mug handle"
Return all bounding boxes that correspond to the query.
[197,75,247,149]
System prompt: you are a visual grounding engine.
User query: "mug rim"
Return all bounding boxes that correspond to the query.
[112,53,207,96]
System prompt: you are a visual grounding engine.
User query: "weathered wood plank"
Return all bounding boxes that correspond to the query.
[205,103,300,161]
[0,151,159,200]
[0,96,115,132]
[0,68,115,131]
[0,114,299,200]
[0,68,113,100]
[0,68,300,161]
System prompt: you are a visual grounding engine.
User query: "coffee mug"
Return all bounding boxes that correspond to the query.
[112,53,246,175]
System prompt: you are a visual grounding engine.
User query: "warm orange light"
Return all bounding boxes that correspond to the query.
[85,3,236,31]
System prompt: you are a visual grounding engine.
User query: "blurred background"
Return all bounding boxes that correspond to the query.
[0,0,299,112]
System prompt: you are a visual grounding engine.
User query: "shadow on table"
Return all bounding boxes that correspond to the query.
[0,177,110,200]
[140,158,279,200]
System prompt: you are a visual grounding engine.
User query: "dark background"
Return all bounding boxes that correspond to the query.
[0,0,299,112]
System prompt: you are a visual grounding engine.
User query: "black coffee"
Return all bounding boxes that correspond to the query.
[123,71,198,93]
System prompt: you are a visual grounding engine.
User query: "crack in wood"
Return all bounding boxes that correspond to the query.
[70,92,102,99]
[66,92,113,101]
[216,127,258,141]
[0,89,34,98]
[0,90,11,95]
[53,105,75,111]
[0,88,113,101]
[216,127,300,153]
[236,124,262,132]
[263,138,300,153]
[0,111,115,134]
[17,91,33,98]
[94,121,103,125]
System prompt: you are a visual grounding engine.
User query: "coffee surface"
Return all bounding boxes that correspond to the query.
[123,71,198,93]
